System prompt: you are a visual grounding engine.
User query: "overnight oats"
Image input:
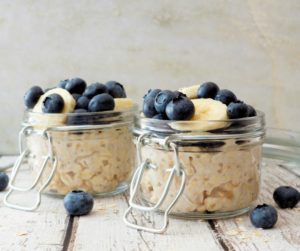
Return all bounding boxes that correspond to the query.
[124,82,265,232]
[17,78,137,196]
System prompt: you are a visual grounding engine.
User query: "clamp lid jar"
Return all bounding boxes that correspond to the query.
[5,105,138,211]
[124,112,265,233]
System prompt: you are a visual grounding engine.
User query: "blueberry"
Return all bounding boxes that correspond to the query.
[105,81,126,98]
[143,98,158,118]
[165,94,195,120]
[65,78,87,94]
[72,93,81,101]
[76,96,90,110]
[227,102,249,119]
[247,105,257,117]
[58,79,69,89]
[0,172,9,191]
[88,93,115,112]
[144,89,161,101]
[24,86,44,109]
[250,204,278,229]
[152,113,168,120]
[215,89,237,105]
[83,83,108,98]
[273,186,300,209]
[197,82,219,99]
[42,94,65,113]
[154,90,176,113]
[63,190,94,216]
[67,109,88,125]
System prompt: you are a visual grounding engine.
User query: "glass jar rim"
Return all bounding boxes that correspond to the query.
[25,103,139,117]
[23,104,139,129]
[135,110,265,139]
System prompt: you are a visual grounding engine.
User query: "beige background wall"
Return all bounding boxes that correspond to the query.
[0,0,299,154]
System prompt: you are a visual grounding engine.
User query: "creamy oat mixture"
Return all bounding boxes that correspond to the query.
[27,126,135,195]
[140,139,261,213]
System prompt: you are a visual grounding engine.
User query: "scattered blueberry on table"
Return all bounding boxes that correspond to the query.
[0,172,9,191]
[273,186,300,209]
[64,190,94,216]
[250,204,278,229]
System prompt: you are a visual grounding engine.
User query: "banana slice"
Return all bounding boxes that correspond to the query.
[169,98,229,131]
[31,88,76,128]
[114,98,134,110]
[178,85,200,99]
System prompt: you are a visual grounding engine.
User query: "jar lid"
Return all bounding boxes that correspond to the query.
[135,111,265,140]
[22,104,139,130]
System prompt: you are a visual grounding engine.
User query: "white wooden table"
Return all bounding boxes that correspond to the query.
[0,155,299,251]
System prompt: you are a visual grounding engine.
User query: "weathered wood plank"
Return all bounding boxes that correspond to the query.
[71,158,300,251]
[0,156,69,251]
[1,156,299,251]
[213,158,300,251]
[71,195,162,251]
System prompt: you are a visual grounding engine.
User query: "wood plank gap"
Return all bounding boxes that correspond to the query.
[62,216,79,251]
[278,164,300,178]
[123,193,153,251]
[208,220,236,251]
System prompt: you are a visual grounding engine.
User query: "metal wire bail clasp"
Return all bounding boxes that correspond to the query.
[123,134,186,234]
[4,126,57,211]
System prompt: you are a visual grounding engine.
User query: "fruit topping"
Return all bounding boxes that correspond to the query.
[24,86,44,109]
[215,89,237,105]
[165,93,195,120]
[227,102,249,119]
[65,78,87,94]
[83,82,108,98]
[88,93,115,112]
[42,94,65,113]
[105,81,126,98]
[197,82,219,99]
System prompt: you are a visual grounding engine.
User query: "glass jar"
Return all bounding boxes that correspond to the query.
[5,105,138,211]
[124,112,265,233]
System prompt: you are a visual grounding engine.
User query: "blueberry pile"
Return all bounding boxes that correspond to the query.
[143,82,257,121]
[143,90,195,120]
[198,82,257,119]
[24,78,127,113]
[250,185,299,229]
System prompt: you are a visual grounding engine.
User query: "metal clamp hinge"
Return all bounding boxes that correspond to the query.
[123,134,186,233]
[4,126,57,211]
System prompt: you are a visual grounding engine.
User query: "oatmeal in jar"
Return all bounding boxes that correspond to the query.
[140,139,262,213]
[127,82,265,223]
[22,78,138,196]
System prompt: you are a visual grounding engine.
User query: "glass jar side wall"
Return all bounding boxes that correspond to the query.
[138,137,263,217]
[26,125,136,196]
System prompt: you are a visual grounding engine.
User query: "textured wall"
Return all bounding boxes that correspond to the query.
[0,0,300,154]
